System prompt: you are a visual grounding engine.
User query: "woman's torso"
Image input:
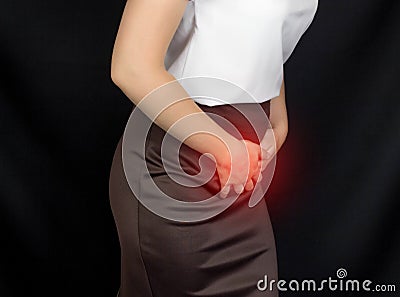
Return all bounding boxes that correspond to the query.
[164,0,319,106]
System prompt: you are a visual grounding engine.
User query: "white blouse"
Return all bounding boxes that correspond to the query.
[164,0,319,106]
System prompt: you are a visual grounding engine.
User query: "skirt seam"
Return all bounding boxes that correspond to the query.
[136,129,156,297]
[136,200,156,297]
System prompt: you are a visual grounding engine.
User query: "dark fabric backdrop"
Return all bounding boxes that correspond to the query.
[1,0,399,296]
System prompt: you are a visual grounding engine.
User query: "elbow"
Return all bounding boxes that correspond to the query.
[110,59,166,89]
[110,63,130,88]
[110,51,134,86]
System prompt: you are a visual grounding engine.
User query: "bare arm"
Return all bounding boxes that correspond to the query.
[269,77,289,152]
[259,77,289,171]
[110,0,261,194]
[111,0,237,161]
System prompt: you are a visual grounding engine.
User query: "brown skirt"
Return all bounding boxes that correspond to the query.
[109,100,278,297]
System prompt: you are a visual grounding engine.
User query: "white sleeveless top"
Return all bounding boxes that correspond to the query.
[164,0,319,106]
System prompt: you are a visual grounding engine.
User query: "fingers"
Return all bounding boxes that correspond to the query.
[260,145,275,171]
[260,128,276,171]
[241,141,262,192]
[217,139,266,199]
[219,183,245,199]
[251,160,262,185]
[219,184,231,198]
[233,184,244,194]
[220,178,262,198]
[244,180,254,191]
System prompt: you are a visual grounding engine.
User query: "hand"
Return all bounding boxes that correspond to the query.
[259,127,288,171]
[215,138,262,198]
[259,128,276,171]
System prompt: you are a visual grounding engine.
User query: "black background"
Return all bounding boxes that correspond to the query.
[1,0,399,296]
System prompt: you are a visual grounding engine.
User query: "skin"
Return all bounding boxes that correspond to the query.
[111,0,288,198]
[260,79,289,170]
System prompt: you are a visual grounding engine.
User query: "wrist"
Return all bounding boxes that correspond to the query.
[213,135,241,170]
[273,125,288,152]
[186,131,237,167]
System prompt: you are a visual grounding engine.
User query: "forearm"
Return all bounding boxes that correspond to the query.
[111,67,236,162]
[269,78,289,151]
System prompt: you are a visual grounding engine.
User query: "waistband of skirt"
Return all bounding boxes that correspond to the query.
[194,100,271,144]
[195,99,270,120]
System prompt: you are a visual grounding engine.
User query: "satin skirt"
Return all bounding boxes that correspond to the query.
[109,100,278,297]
